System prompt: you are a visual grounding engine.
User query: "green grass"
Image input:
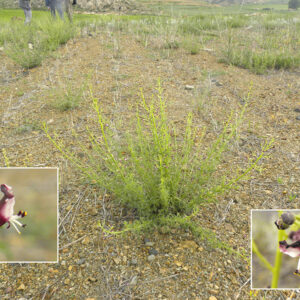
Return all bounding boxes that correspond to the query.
[49,81,86,112]
[0,11,76,68]
[1,6,299,71]
[219,17,300,73]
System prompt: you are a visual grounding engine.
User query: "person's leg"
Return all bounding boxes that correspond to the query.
[19,0,32,24]
[55,0,65,20]
[49,0,57,18]
[24,9,32,24]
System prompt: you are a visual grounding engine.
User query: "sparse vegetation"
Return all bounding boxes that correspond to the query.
[0,3,299,297]
[1,8,299,73]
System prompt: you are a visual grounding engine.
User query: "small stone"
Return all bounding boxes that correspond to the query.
[145,241,154,247]
[17,284,25,290]
[296,115,300,121]
[49,268,58,273]
[130,258,138,266]
[149,248,158,255]
[147,255,155,262]
[209,297,218,300]
[76,258,86,265]
[180,240,198,249]
[89,207,98,216]
[144,238,154,247]
[294,108,300,113]
[0,47,4,51]
[28,43,33,50]
[185,85,194,90]
[64,278,70,285]
[175,260,182,267]
[113,257,121,265]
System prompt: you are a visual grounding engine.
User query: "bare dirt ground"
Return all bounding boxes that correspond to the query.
[0,27,299,299]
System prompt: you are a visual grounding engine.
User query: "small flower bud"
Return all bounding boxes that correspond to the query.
[275,212,295,230]
[281,212,295,225]
[275,219,289,230]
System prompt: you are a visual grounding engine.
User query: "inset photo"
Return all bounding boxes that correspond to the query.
[252,209,300,289]
[0,168,58,263]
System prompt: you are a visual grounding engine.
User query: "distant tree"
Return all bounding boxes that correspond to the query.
[288,0,300,9]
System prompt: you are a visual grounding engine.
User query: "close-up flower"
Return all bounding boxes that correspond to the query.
[0,184,27,234]
[289,229,300,242]
[275,212,295,230]
[279,240,300,275]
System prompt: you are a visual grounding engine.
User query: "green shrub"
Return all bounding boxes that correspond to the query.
[45,82,272,252]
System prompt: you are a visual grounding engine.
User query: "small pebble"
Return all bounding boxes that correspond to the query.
[294,108,300,113]
[296,115,300,121]
[185,85,194,90]
[89,207,98,216]
[17,283,25,290]
[76,258,86,265]
[149,248,158,256]
[147,255,155,262]
[130,258,138,266]
[144,238,154,247]
[145,241,154,247]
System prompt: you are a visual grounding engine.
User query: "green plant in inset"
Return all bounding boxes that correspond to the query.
[44,81,272,254]
[253,212,300,288]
